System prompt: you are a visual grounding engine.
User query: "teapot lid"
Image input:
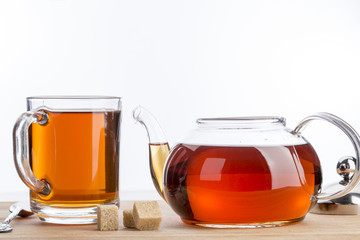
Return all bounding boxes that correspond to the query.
[311,157,360,215]
[311,188,360,215]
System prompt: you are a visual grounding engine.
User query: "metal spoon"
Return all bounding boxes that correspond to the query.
[0,202,33,233]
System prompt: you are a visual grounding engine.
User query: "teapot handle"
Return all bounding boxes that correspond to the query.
[293,112,360,201]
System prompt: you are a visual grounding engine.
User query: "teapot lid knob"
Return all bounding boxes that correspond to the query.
[337,156,356,186]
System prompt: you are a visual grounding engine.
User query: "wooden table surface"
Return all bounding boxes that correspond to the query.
[0,201,359,239]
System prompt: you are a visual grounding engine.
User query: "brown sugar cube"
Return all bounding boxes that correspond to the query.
[123,209,135,228]
[133,201,162,230]
[97,205,119,231]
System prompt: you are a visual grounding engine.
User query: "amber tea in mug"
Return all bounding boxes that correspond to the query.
[13,96,121,224]
[30,110,120,206]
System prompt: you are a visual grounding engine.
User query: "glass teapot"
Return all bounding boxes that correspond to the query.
[133,106,360,228]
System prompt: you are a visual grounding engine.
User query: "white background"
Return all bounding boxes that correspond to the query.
[1,0,360,200]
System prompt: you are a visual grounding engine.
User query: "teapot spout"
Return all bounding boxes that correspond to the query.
[133,106,170,200]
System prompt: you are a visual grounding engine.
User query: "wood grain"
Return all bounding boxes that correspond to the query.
[0,201,359,239]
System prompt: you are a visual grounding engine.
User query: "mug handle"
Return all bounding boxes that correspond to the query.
[13,109,51,196]
[293,112,360,201]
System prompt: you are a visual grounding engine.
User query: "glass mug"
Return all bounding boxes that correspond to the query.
[13,96,121,224]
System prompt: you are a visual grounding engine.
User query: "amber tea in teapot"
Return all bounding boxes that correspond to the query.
[135,107,360,228]
[163,143,321,225]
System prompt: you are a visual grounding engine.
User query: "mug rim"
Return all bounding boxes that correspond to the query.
[27,95,121,100]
